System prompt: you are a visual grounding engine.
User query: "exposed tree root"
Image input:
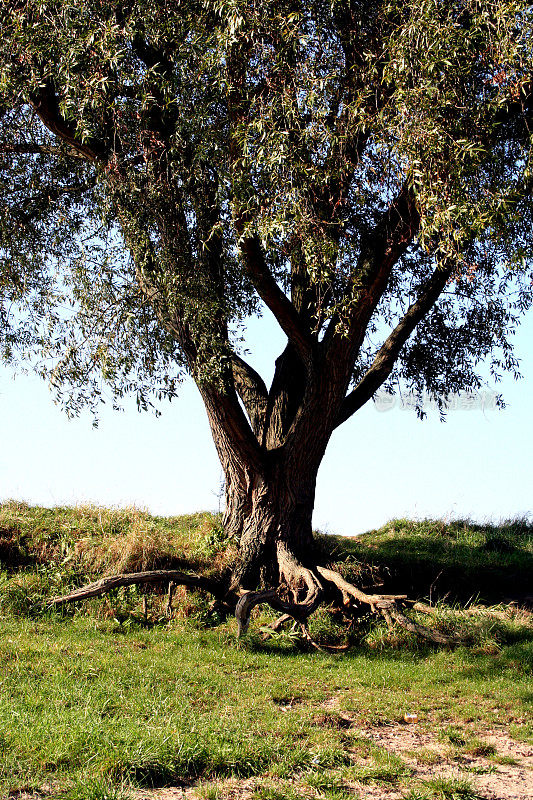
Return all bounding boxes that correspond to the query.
[233,545,456,647]
[236,589,282,636]
[47,556,459,647]
[235,542,323,636]
[298,621,351,652]
[258,615,349,652]
[49,569,223,606]
[316,566,458,645]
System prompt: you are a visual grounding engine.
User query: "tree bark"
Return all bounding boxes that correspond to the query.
[220,451,318,594]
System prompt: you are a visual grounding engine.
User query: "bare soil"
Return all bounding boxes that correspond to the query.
[127,722,532,800]
[359,722,532,800]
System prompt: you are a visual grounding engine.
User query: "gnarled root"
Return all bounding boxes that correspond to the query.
[260,613,293,639]
[235,542,323,636]
[235,549,458,646]
[317,566,458,645]
[48,557,459,648]
[49,569,223,606]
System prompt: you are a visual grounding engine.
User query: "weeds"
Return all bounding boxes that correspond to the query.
[65,776,132,800]
[421,775,479,800]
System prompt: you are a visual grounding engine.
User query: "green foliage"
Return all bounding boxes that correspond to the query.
[0,1,532,414]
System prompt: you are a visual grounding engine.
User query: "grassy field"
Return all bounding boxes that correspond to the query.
[0,503,532,800]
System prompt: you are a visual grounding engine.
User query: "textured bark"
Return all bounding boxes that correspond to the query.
[50,569,222,606]
[224,459,318,591]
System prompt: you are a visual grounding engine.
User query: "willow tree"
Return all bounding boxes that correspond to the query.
[1,1,532,639]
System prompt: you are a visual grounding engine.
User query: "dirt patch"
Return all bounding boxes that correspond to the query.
[312,710,354,729]
[126,725,532,800]
[271,694,304,709]
[130,779,259,800]
[127,725,532,800]
[131,789,198,800]
[360,722,532,800]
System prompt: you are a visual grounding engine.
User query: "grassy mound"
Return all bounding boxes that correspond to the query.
[0,501,230,575]
[1,502,531,618]
[0,501,233,618]
[320,517,533,606]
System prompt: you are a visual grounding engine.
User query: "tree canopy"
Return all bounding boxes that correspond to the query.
[1,0,533,641]
[2,1,532,409]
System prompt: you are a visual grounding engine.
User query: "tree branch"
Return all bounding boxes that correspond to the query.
[324,183,420,358]
[118,190,265,475]
[0,143,88,160]
[335,262,453,427]
[29,82,108,163]
[10,177,97,224]
[231,353,269,437]
[239,233,315,364]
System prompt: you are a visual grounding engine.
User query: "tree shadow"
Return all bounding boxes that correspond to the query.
[316,517,533,605]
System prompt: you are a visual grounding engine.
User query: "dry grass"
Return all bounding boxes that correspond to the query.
[0,501,229,578]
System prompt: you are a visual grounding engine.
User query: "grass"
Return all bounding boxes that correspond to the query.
[405,776,480,800]
[2,501,532,607]
[326,516,533,604]
[0,503,532,798]
[1,612,531,797]
[0,500,230,577]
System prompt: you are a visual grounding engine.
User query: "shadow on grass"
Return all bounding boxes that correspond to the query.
[458,640,533,679]
[316,517,533,605]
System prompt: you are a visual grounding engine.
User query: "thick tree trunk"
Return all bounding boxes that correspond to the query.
[50,397,458,646]
[227,465,317,592]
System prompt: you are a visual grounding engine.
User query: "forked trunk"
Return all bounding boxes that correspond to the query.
[189,366,458,645]
[50,404,458,646]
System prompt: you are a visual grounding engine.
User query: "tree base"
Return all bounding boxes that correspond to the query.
[50,546,459,647]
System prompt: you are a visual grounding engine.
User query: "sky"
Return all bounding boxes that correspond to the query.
[0,309,532,537]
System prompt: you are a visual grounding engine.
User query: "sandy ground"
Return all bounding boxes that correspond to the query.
[126,721,532,800]
[358,722,533,800]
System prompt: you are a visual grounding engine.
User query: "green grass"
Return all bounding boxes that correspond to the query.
[1,503,532,798]
[324,516,533,604]
[0,501,232,620]
[405,776,480,800]
[1,613,531,797]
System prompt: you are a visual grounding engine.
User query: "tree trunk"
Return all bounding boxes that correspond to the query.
[50,390,459,646]
[225,458,317,594]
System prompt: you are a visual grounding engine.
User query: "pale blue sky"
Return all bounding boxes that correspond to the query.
[0,309,531,536]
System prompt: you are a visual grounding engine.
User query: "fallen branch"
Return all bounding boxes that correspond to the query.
[389,607,457,645]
